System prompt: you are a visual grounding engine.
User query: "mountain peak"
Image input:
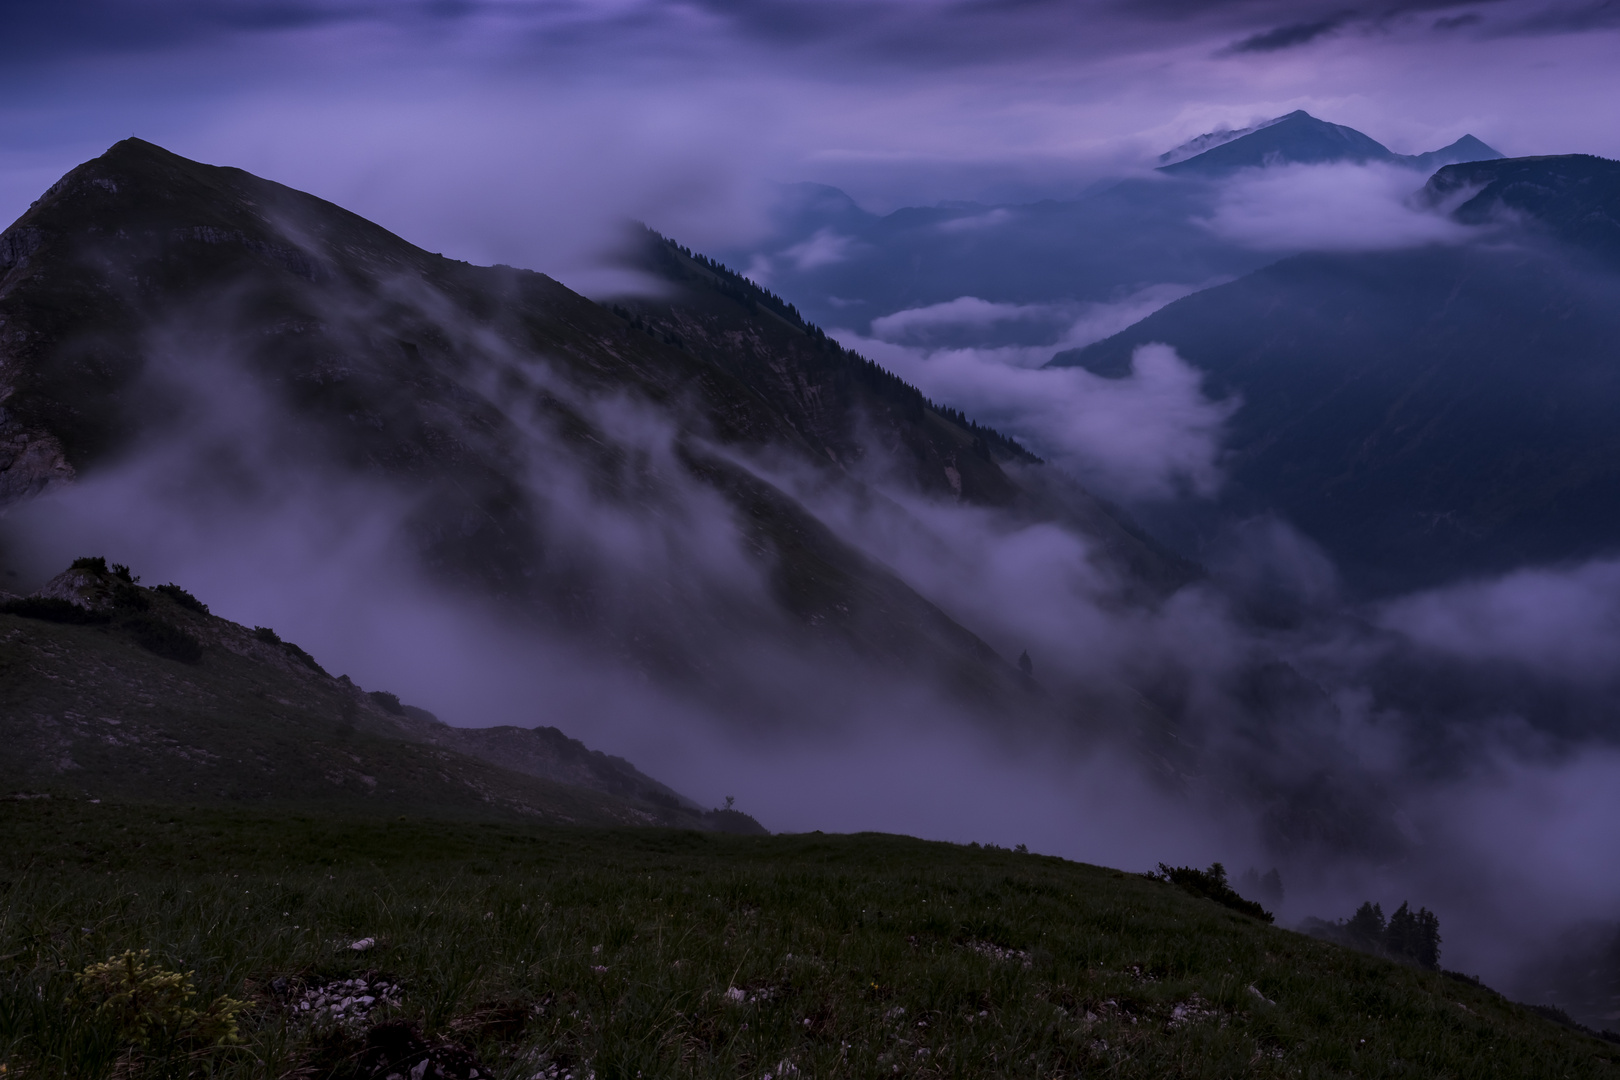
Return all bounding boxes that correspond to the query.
[1158,111,1392,176]
[1158,112,1502,177]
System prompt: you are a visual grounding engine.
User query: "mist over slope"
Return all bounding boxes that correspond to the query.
[3,137,1620,1024]
[1055,154,1620,594]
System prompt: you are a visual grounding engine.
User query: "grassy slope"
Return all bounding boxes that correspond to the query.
[0,583,702,829]
[1,801,1612,1079]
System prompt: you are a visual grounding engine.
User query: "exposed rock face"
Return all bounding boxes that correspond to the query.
[33,565,116,610]
[0,423,73,505]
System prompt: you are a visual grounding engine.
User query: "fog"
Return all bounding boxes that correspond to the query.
[1200,161,1477,251]
[6,222,1620,1017]
[4,0,1620,1030]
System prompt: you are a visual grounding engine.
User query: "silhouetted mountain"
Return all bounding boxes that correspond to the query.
[1428,153,1620,263]
[0,139,1194,734]
[1052,154,1620,593]
[1158,111,1501,177]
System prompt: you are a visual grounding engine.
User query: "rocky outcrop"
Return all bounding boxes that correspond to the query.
[0,418,74,507]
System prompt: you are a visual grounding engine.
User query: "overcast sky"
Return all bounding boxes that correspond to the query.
[4,0,1619,280]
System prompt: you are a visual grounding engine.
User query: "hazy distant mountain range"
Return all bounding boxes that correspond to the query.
[1054,153,1620,592]
[717,111,1503,339]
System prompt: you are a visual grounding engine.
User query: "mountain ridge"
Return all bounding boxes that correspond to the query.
[1157,110,1502,176]
[1,556,763,831]
[1050,153,1620,592]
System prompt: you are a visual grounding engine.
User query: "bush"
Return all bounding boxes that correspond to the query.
[76,949,244,1050]
[154,583,209,614]
[0,597,111,624]
[282,640,328,675]
[1154,862,1274,923]
[124,614,204,664]
[112,584,150,611]
[369,690,405,715]
[70,556,108,574]
[253,626,282,644]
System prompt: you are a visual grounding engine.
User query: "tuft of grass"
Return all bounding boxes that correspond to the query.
[1,802,1615,1079]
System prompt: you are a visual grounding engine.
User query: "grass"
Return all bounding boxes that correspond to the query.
[0,801,1614,1079]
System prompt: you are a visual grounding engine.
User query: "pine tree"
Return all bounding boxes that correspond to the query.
[1346,901,1386,949]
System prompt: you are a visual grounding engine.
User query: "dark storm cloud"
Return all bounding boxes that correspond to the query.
[1509,0,1620,33]
[1224,13,1353,52]
[3,0,1580,71]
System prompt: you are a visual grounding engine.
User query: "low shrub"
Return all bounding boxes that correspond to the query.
[369,690,405,715]
[282,640,328,675]
[1154,862,1274,923]
[77,949,244,1050]
[154,583,209,614]
[0,597,111,624]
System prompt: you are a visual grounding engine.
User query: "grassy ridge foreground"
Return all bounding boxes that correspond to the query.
[0,802,1613,1078]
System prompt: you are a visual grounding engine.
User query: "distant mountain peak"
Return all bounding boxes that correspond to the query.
[1156,114,1290,166]
[1158,111,1502,176]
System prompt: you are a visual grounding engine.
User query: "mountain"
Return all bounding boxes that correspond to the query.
[715,115,1499,343]
[1,556,763,830]
[0,138,1205,747]
[1429,153,1620,261]
[1157,110,1501,177]
[1051,154,1620,593]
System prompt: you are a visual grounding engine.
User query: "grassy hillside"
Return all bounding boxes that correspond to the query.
[0,560,749,832]
[1,801,1612,1079]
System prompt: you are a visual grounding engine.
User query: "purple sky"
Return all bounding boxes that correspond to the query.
[4,0,1619,284]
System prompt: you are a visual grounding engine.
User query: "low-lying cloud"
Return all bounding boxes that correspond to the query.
[1380,558,1620,685]
[838,292,1231,501]
[1200,161,1478,251]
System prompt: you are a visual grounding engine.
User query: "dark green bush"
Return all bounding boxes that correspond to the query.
[112,584,150,612]
[0,597,111,624]
[368,690,404,715]
[253,626,281,645]
[124,614,204,664]
[70,556,109,574]
[155,583,209,614]
[281,641,328,676]
[1155,862,1274,923]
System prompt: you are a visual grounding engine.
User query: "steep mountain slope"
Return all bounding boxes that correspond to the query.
[1052,155,1620,592]
[0,558,759,829]
[1157,110,1500,177]
[618,231,1197,593]
[0,138,1189,727]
